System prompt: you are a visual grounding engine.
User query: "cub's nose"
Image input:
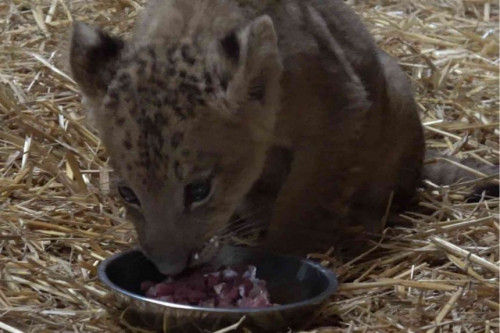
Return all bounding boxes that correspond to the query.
[141,245,189,275]
[154,257,188,275]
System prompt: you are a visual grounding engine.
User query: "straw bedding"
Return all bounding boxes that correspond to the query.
[0,0,498,332]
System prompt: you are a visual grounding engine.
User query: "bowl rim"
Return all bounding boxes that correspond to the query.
[98,248,338,314]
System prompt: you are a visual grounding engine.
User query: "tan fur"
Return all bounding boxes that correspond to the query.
[69,0,428,274]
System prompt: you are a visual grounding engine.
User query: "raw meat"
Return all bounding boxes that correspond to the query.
[140,265,275,308]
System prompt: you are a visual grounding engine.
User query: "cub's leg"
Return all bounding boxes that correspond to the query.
[336,51,425,258]
[261,5,424,257]
[261,4,373,256]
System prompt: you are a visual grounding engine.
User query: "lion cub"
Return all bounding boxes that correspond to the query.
[70,0,425,274]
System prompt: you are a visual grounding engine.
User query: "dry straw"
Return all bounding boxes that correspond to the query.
[0,0,498,332]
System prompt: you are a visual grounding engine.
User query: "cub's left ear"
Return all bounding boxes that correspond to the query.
[220,15,282,105]
[70,22,124,100]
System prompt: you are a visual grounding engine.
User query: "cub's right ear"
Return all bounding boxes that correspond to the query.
[70,22,124,100]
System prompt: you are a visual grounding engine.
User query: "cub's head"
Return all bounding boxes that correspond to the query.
[69,16,282,274]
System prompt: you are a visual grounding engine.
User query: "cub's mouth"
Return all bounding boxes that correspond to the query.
[188,236,221,269]
[188,213,266,269]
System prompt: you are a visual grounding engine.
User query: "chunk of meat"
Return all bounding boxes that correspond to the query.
[140,265,275,308]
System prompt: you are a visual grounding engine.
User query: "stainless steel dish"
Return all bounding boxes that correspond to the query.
[98,246,338,332]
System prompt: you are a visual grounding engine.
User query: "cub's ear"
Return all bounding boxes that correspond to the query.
[219,15,282,106]
[70,22,124,100]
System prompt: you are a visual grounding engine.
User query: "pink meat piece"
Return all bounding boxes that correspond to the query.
[140,280,155,291]
[145,287,156,298]
[172,284,193,302]
[155,282,175,296]
[232,277,253,297]
[140,265,276,308]
[213,283,225,295]
[221,267,238,279]
[217,299,234,308]
[199,299,215,308]
[158,295,174,302]
[205,273,220,288]
[248,281,267,298]
[242,265,257,280]
[220,283,240,302]
[186,289,207,303]
[238,293,272,308]
[188,275,206,290]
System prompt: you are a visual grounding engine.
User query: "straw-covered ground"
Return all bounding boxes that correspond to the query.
[0,0,498,332]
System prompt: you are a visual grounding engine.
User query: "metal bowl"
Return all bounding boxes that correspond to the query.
[98,246,338,332]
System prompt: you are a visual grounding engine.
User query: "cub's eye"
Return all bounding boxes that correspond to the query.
[184,179,211,207]
[118,185,140,206]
